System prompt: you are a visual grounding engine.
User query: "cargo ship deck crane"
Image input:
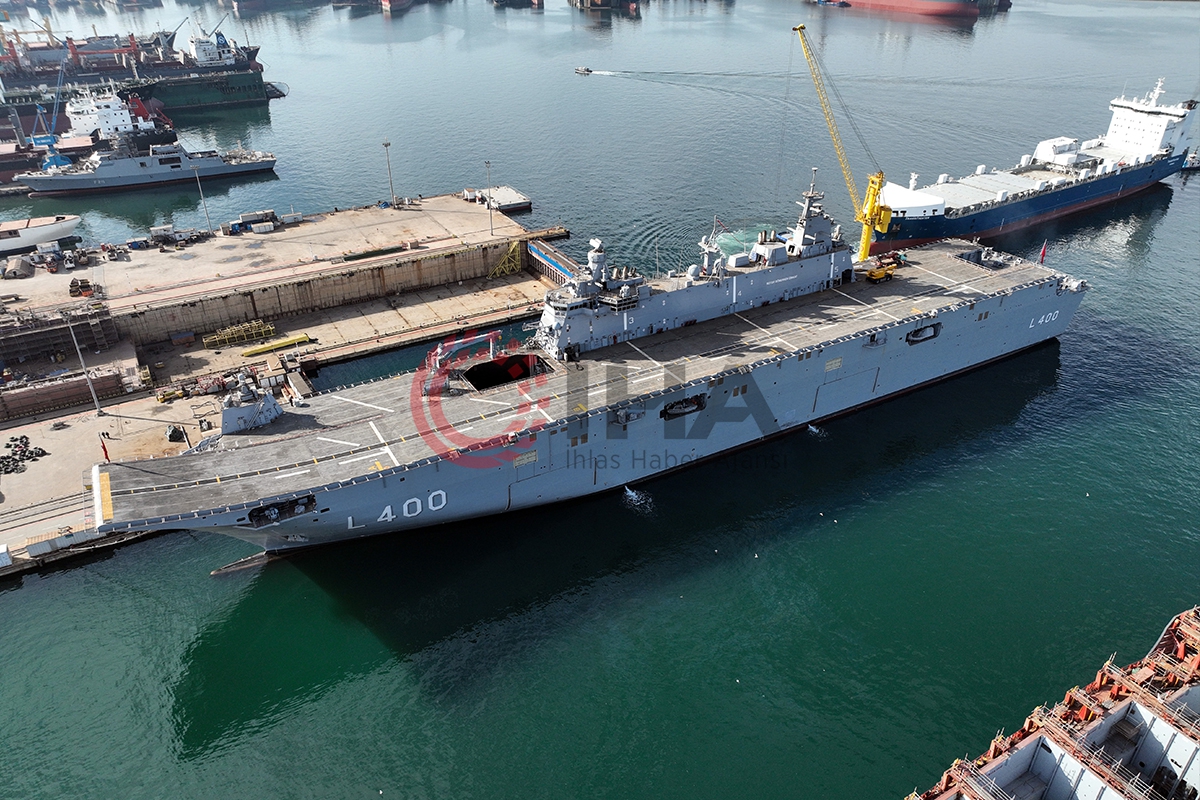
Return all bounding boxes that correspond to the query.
[793,24,891,262]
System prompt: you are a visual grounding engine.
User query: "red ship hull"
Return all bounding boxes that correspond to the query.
[848,0,980,17]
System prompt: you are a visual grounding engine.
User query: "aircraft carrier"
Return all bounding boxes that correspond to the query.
[91,176,1088,554]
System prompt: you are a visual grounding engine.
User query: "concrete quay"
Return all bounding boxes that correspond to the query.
[0,190,567,578]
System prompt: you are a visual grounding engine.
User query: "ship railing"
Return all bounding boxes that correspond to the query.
[1102,661,1200,742]
[1031,707,1160,800]
[947,759,1017,800]
[1174,607,1200,647]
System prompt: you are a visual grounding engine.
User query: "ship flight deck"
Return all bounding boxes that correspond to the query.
[94,239,1074,535]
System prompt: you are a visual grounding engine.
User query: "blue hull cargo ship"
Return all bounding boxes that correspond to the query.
[875,81,1197,254]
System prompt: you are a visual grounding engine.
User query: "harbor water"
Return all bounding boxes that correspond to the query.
[1,0,1199,796]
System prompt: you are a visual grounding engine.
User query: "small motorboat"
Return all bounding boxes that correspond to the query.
[575,66,592,75]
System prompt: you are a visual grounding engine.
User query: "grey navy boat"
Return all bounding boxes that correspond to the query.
[16,140,275,197]
[92,172,1088,555]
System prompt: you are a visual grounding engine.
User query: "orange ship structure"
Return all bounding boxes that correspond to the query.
[910,606,1200,800]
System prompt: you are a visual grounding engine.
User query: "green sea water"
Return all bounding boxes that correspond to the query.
[1,0,1199,797]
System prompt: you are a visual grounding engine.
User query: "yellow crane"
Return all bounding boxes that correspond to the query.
[793,24,891,262]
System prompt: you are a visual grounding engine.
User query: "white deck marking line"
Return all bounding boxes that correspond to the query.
[831,288,901,321]
[630,374,660,385]
[329,395,395,413]
[339,452,381,465]
[467,397,512,406]
[735,313,795,350]
[909,263,980,294]
[369,421,400,467]
[317,436,361,447]
[275,469,311,480]
[627,341,684,383]
[516,388,555,422]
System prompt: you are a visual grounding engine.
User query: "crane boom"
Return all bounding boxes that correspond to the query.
[793,24,860,216]
[793,24,891,261]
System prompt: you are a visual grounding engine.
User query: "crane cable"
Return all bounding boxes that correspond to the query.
[796,28,881,177]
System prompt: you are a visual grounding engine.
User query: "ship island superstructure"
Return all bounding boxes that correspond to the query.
[911,606,1200,800]
[89,175,1088,554]
[877,81,1197,253]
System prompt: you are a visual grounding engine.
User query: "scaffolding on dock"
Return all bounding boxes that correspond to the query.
[202,320,276,349]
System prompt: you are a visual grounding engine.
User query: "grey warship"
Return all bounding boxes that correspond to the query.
[16,140,275,197]
[92,173,1088,553]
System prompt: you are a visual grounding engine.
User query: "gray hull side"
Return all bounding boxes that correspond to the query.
[20,158,275,192]
[114,279,1084,551]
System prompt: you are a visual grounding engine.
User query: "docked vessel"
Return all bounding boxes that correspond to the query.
[0,215,81,256]
[876,81,1197,254]
[910,606,1200,800]
[0,24,284,133]
[835,0,980,17]
[62,92,177,152]
[90,173,1088,555]
[15,140,275,197]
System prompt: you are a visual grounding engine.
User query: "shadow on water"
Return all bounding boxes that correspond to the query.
[167,104,274,139]
[170,340,1070,756]
[987,181,1174,258]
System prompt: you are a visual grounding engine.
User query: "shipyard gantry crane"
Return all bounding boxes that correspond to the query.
[793,24,891,262]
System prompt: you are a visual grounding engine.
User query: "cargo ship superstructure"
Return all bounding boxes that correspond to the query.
[876,81,1197,254]
[0,26,283,133]
[910,606,1200,800]
[89,174,1088,554]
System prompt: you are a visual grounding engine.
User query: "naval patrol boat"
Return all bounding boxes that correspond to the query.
[91,172,1088,555]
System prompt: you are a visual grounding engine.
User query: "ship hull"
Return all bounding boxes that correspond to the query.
[872,151,1187,254]
[0,215,81,255]
[20,159,276,197]
[846,0,980,16]
[130,72,271,112]
[94,245,1086,553]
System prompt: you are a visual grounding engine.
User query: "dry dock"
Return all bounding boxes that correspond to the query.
[0,190,566,577]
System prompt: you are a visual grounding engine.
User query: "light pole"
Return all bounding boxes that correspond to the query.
[484,160,493,235]
[62,310,104,417]
[383,140,396,206]
[192,165,212,233]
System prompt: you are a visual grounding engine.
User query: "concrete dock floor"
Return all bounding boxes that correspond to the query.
[1,192,563,572]
[11,194,531,312]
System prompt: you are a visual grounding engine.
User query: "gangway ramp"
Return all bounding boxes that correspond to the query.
[527,240,581,286]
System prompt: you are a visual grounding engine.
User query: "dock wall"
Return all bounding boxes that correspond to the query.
[0,370,124,421]
[115,241,522,346]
